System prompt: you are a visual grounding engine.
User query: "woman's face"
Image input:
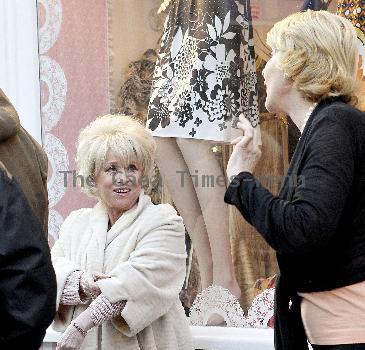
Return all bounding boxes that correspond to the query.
[262,52,291,113]
[95,151,143,222]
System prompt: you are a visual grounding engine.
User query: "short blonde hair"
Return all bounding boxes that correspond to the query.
[76,114,156,197]
[267,10,359,104]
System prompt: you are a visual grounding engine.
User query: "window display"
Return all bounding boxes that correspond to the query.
[30,0,365,348]
[147,0,260,320]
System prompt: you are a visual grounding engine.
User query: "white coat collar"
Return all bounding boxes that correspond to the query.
[89,190,152,248]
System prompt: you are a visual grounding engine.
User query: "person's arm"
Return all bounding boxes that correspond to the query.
[0,89,20,141]
[60,270,111,306]
[88,294,126,325]
[225,116,355,255]
[95,205,187,336]
[51,217,85,310]
[56,293,126,350]
[59,270,86,305]
[0,164,56,349]
[27,130,49,235]
[57,205,185,349]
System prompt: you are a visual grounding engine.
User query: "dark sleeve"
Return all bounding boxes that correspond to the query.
[224,118,354,255]
[0,89,20,141]
[29,131,49,236]
[0,168,57,349]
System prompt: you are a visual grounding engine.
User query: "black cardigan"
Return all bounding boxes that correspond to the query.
[224,99,365,349]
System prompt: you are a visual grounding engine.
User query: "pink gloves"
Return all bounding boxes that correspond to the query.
[79,271,110,300]
[56,309,94,350]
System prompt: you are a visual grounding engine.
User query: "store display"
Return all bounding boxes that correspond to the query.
[337,0,365,77]
[147,0,259,142]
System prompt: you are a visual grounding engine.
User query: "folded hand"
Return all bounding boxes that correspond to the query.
[80,271,110,299]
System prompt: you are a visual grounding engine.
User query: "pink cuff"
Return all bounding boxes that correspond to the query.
[60,270,88,305]
[89,294,126,326]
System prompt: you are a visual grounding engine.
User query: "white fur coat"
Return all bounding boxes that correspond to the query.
[51,191,193,350]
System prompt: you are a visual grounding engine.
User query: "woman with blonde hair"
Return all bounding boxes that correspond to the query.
[225,10,365,350]
[52,114,192,350]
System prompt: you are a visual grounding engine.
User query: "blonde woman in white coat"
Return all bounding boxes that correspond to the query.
[52,115,193,350]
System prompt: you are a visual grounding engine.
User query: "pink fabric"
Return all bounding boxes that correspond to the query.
[299,280,365,345]
[38,0,110,247]
[89,294,126,326]
[60,271,125,325]
[60,270,87,305]
[49,0,109,219]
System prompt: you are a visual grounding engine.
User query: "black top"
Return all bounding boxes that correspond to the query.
[224,98,365,349]
[0,166,56,349]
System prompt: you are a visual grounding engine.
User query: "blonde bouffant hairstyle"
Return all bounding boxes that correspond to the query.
[76,114,156,197]
[267,10,359,104]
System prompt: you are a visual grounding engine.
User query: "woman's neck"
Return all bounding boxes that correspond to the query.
[284,91,317,131]
[107,209,125,228]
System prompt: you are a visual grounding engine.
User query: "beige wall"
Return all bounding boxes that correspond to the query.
[253,0,338,60]
[109,0,163,111]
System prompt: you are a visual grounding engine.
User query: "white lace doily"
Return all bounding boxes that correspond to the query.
[189,285,275,328]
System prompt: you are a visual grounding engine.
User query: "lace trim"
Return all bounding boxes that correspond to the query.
[189,285,274,328]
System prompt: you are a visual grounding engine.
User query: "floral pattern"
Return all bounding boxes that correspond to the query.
[337,0,365,36]
[337,0,365,77]
[147,0,259,142]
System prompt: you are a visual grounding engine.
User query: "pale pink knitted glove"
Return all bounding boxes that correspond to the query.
[79,271,110,300]
[56,324,84,350]
[56,309,94,350]
[89,294,126,326]
[60,271,88,305]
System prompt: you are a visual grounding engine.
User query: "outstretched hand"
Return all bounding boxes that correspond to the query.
[227,115,262,181]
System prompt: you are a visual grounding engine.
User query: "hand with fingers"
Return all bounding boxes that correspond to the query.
[227,115,262,181]
[56,309,94,350]
[55,324,85,350]
[80,271,110,300]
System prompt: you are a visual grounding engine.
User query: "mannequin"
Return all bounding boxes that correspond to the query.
[147,0,259,302]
